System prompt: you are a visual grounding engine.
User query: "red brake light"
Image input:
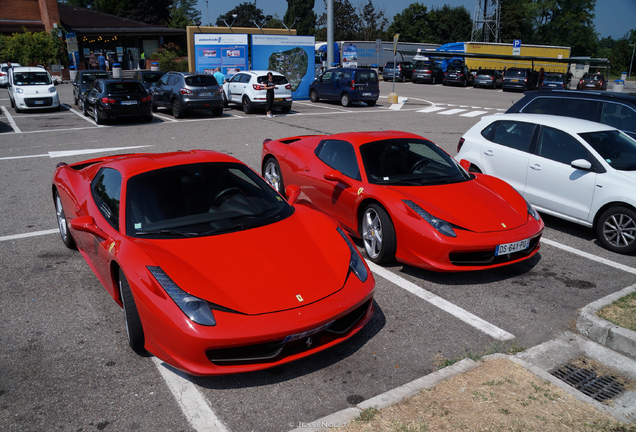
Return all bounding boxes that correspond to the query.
[457,137,465,153]
[285,84,291,90]
[253,84,265,91]
[179,88,193,95]
[141,95,151,102]
[351,79,355,90]
[101,97,116,104]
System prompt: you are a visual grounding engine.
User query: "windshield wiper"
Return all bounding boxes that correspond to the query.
[135,229,197,238]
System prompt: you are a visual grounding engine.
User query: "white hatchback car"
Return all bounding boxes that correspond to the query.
[456,113,636,254]
[8,66,60,112]
[222,70,292,114]
[0,62,21,87]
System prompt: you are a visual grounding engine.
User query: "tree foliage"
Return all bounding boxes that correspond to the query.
[284,0,317,36]
[359,0,389,41]
[316,0,361,41]
[215,2,266,28]
[168,0,202,28]
[427,5,471,44]
[0,30,66,66]
[385,3,430,42]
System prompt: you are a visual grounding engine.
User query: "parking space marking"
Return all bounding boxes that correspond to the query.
[417,107,446,113]
[366,261,516,341]
[438,108,467,116]
[541,238,636,275]
[152,358,229,432]
[1,106,21,133]
[293,101,352,112]
[460,111,489,117]
[0,229,58,242]
[0,145,152,161]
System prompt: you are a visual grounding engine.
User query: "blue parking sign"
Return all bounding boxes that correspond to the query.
[513,39,522,48]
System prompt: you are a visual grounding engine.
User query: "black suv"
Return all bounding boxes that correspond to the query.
[412,61,444,84]
[506,90,636,139]
[382,61,414,82]
[150,72,223,118]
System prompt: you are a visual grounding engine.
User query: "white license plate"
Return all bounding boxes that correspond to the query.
[362,92,372,96]
[283,321,334,343]
[496,238,530,256]
[199,92,212,96]
[121,100,137,105]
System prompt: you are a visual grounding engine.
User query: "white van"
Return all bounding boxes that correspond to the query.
[8,66,60,112]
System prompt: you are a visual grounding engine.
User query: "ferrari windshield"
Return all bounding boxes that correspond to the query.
[360,138,470,185]
[125,162,293,238]
[580,130,636,171]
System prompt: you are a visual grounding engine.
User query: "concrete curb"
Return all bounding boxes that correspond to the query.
[288,358,480,432]
[576,283,636,359]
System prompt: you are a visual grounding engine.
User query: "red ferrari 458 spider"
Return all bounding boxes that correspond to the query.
[52,150,374,375]
[261,131,544,271]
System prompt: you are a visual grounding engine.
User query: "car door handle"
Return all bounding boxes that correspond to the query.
[484,150,494,157]
[530,164,541,171]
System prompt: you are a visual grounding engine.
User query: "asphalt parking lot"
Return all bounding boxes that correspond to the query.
[1,80,635,432]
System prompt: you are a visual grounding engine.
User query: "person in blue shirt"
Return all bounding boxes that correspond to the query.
[97,52,106,71]
[213,67,225,86]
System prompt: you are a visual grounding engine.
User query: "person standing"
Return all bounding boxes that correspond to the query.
[213,67,225,86]
[264,72,276,118]
[128,50,134,70]
[98,52,106,71]
[89,51,97,69]
[140,51,146,69]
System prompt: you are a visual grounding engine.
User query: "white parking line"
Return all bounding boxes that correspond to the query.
[0,229,58,242]
[438,108,467,115]
[460,111,488,117]
[417,107,446,113]
[366,261,516,341]
[541,238,636,275]
[152,358,230,432]
[1,106,21,133]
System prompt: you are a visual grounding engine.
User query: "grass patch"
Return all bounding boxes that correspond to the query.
[597,291,636,331]
[433,340,525,370]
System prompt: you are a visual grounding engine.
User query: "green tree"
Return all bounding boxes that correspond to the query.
[359,0,388,41]
[499,0,535,43]
[386,3,430,43]
[169,0,202,28]
[532,0,597,56]
[427,5,471,44]
[284,0,317,36]
[316,0,360,41]
[2,30,66,66]
[216,2,266,28]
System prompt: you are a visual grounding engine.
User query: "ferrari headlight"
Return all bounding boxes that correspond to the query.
[404,200,457,237]
[337,227,368,282]
[147,266,216,326]
[527,200,540,221]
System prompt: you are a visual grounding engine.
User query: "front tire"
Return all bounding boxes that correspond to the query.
[118,269,145,353]
[54,190,76,249]
[263,157,285,195]
[597,206,636,254]
[361,204,396,264]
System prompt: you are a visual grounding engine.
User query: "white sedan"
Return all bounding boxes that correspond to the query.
[456,113,636,254]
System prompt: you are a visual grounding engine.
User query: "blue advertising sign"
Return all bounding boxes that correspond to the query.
[194,34,248,79]
[251,34,315,100]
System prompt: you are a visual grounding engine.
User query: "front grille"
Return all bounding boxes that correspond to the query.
[449,236,540,266]
[551,362,624,402]
[206,299,372,365]
[25,97,53,107]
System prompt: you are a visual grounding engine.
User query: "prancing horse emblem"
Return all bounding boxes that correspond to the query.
[296,294,304,302]
[305,337,313,348]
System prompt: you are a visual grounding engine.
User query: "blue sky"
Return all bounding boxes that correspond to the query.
[197,0,635,40]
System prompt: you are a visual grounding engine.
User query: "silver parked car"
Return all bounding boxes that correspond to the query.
[150,72,224,118]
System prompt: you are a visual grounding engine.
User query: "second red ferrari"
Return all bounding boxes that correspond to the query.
[261,131,544,272]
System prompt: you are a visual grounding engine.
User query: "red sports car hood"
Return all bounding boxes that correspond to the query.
[392,176,529,233]
[133,207,352,315]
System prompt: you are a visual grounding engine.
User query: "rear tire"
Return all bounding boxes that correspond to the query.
[118,269,145,353]
[340,93,351,107]
[242,96,253,114]
[309,89,319,102]
[212,107,223,116]
[172,99,184,118]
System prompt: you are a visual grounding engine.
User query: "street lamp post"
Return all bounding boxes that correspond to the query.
[629,43,635,81]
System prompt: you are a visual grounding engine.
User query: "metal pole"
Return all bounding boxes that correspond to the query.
[629,44,635,80]
[327,0,334,67]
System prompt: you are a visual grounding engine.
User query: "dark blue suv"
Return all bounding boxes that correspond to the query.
[309,68,379,107]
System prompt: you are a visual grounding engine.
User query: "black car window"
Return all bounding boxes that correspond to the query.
[107,82,146,94]
[487,121,536,152]
[581,130,636,170]
[356,71,377,83]
[230,73,242,83]
[185,75,217,87]
[556,98,599,122]
[141,73,164,84]
[240,74,251,83]
[521,97,559,114]
[257,75,288,85]
[600,103,636,132]
[92,168,122,230]
[315,139,360,180]
[157,74,170,86]
[321,71,332,82]
[167,75,180,86]
[537,126,590,165]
